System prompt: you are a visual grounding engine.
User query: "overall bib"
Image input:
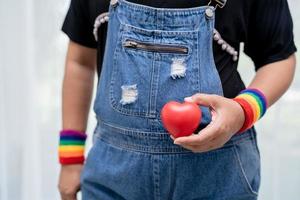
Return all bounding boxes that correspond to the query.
[81,0,261,199]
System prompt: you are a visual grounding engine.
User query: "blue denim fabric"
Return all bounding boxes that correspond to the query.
[81,0,261,199]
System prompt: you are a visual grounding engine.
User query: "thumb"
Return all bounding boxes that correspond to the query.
[184,93,219,108]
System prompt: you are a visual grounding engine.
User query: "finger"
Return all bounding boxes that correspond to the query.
[184,93,219,108]
[174,123,217,146]
[211,109,218,122]
[175,113,228,146]
[177,143,201,152]
[178,141,221,153]
[172,133,197,142]
[188,123,230,151]
[182,134,228,152]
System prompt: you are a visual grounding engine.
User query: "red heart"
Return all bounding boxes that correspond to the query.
[161,101,202,138]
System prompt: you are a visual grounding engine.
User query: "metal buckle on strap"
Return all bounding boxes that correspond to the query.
[208,0,227,9]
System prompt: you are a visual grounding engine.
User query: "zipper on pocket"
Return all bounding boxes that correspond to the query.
[123,39,189,54]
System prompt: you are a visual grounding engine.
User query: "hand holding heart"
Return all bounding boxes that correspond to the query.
[162,93,245,153]
[160,101,202,138]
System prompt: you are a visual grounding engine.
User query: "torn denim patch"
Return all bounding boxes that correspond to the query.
[120,84,138,105]
[170,58,187,79]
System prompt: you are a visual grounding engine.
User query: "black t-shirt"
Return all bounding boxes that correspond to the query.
[62,0,297,98]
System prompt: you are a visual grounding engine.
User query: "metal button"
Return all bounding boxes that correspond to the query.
[205,7,214,19]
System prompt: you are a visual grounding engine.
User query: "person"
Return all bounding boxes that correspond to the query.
[58,0,297,199]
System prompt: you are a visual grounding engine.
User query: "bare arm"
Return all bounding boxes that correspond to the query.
[62,41,97,131]
[174,55,297,152]
[59,40,97,200]
[249,54,296,107]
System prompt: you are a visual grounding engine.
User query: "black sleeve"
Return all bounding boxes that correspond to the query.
[244,0,297,71]
[61,0,97,48]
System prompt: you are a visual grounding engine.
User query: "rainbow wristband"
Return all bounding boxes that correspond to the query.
[233,88,268,133]
[58,130,87,165]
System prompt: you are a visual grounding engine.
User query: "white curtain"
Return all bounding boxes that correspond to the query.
[0,0,299,199]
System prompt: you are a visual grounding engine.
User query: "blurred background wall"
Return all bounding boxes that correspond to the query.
[0,0,299,199]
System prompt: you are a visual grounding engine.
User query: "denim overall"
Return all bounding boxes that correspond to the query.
[81,0,261,199]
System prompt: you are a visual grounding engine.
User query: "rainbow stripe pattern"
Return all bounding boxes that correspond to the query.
[59,130,87,165]
[233,88,268,133]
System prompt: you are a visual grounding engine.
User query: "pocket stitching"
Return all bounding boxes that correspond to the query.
[109,22,197,118]
[108,25,149,117]
[122,22,199,37]
[232,143,259,197]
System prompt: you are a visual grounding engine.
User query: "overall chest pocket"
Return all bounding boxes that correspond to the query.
[109,24,196,118]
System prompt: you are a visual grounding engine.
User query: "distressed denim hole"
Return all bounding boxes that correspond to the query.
[120,84,138,105]
[170,58,187,79]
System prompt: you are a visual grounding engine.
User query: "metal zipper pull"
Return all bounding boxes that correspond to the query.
[123,40,138,48]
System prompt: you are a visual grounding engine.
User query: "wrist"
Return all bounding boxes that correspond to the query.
[58,129,87,165]
[233,88,268,134]
[60,163,83,170]
[231,99,246,132]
